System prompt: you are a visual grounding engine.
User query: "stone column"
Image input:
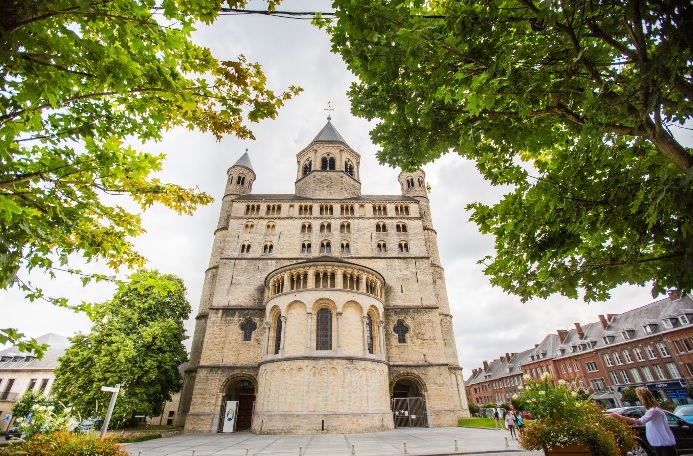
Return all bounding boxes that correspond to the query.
[279,315,287,356]
[379,320,386,359]
[362,315,369,356]
[308,268,315,288]
[336,312,343,354]
[262,321,270,358]
[336,269,343,288]
[306,312,313,354]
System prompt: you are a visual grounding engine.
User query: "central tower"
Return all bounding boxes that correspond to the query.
[294,120,361,198]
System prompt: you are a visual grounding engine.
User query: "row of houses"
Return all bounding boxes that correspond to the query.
[465,291,693,409]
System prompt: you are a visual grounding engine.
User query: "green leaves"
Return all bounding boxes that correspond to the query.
[1,0,299,353]
[328,0,693,301]
[51,270,190,425]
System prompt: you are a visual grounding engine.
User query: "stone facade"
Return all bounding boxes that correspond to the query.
[179,120,469,434]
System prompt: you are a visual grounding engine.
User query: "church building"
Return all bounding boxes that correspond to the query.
[178,118,469,434]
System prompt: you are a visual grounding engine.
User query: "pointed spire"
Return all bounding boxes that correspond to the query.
[311,120,347,144]
[232,148,253,170]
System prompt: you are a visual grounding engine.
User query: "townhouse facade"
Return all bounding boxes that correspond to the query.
[466,292,693,408]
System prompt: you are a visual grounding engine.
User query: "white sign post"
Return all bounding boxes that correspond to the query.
[100,384,121,438]
[222,401,239,433]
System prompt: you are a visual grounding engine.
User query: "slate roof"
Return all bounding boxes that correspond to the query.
[232,151,254,171]
[0,333,70,370]
[311,120,348,145]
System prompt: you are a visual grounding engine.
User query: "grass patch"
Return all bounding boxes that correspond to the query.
[113,433,162,443]
[458,417,503,429]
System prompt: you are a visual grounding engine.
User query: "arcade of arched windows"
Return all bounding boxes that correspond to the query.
[263,302,386,358]
[244,222,255,234]
[265,266,384,301]
[395,222,407,233]
[340,204,354,216]
[320,222,331,234]
[266,204,281,216]
[265,222,276,234]
[245,204,261,215]
[340,222,351,234]
[372,204,387,216]
[301,222,312,234]
[394,205,410,216]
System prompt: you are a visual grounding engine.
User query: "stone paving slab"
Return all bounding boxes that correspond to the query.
[124,427,542,456]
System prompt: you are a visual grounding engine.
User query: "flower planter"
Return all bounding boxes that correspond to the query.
[543,443,594,456]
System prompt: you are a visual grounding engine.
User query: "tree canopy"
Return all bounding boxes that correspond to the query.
[0,0,299,350]
[326,0,693,301]
[51,270,190,426]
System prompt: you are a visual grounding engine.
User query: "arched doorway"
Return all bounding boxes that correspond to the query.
[391,377,428,428]
[220,377,256,431]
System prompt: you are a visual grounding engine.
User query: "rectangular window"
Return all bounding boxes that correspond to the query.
[633,347,645,361]
[613,352,623,365]
[666,362,681,379]
[630,368,642,383]
[573,362,579,371]
[653,364,667,380]
[623,350,633,363]
[646,345,657,359]
[590,378,607,392]
[26,379,37,392]
[674,340,686,353]
[684,339,693,351]
[603,354,613,367]
[38,379,49,393]
[641,366,654,382]
[657,342,670,357]
[586,362,598,372]
[561,365,566,374]
[620,370,630,384]
[609,371,620,385]
[686,363,693,377]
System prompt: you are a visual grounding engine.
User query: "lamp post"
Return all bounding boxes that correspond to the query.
[100,384,121,438]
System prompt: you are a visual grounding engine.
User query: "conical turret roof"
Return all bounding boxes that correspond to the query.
[311,120,348,144]
[232,151,254,170]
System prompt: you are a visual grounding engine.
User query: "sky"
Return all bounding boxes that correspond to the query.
[2,0,689,376]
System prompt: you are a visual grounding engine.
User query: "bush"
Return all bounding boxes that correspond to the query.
[467,403,479,414]
[0,431,127,456]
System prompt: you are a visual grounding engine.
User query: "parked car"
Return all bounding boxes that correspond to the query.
[608,406,693,455]
[674,405,693,424]
[4,426,21,440]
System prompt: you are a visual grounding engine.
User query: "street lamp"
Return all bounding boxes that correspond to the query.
[100,384,121,438]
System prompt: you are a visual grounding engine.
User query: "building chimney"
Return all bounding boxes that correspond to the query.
[669,289,681,301]
[534,344,539,348]
[505,353,511,362]
[557,329,569,343]
[599,315,608,329]
[483,360,489,370]
[574,322,584,339]
[607,314,616,323]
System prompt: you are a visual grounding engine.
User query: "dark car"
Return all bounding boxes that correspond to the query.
[4,426,21,440]
[608,406,693,456]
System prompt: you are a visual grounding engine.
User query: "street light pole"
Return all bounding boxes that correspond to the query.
[100,384,121,438]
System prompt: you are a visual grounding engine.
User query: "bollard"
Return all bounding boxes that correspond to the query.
[246,449,250,456]
[138,452,142,456]
[351,444,355,455]
[192,451,196,456]
[454,439,458,451]
[299,445,302,456]
[505,437,509,448]
[404,441,408,454]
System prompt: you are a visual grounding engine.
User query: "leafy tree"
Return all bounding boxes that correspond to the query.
[11,391,62,421]
[620,387,638,405]
[51,270,190,426]
[325,0,693,301]
[0,0,300,351]
[467,402,480,414]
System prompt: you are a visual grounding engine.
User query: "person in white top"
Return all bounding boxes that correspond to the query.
[610,387,677,456]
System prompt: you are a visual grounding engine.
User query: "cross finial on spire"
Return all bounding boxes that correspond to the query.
[325,101,334,121]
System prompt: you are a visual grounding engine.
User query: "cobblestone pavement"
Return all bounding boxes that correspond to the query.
[124,427,543,456]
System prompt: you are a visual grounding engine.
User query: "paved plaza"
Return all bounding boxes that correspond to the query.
[124,427,542,456]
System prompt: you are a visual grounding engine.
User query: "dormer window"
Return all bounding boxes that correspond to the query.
[643,322,657,334]
[663,319,674,329]
[622,329,635,340]
[540,351,547,358]
[603,335,615,345]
